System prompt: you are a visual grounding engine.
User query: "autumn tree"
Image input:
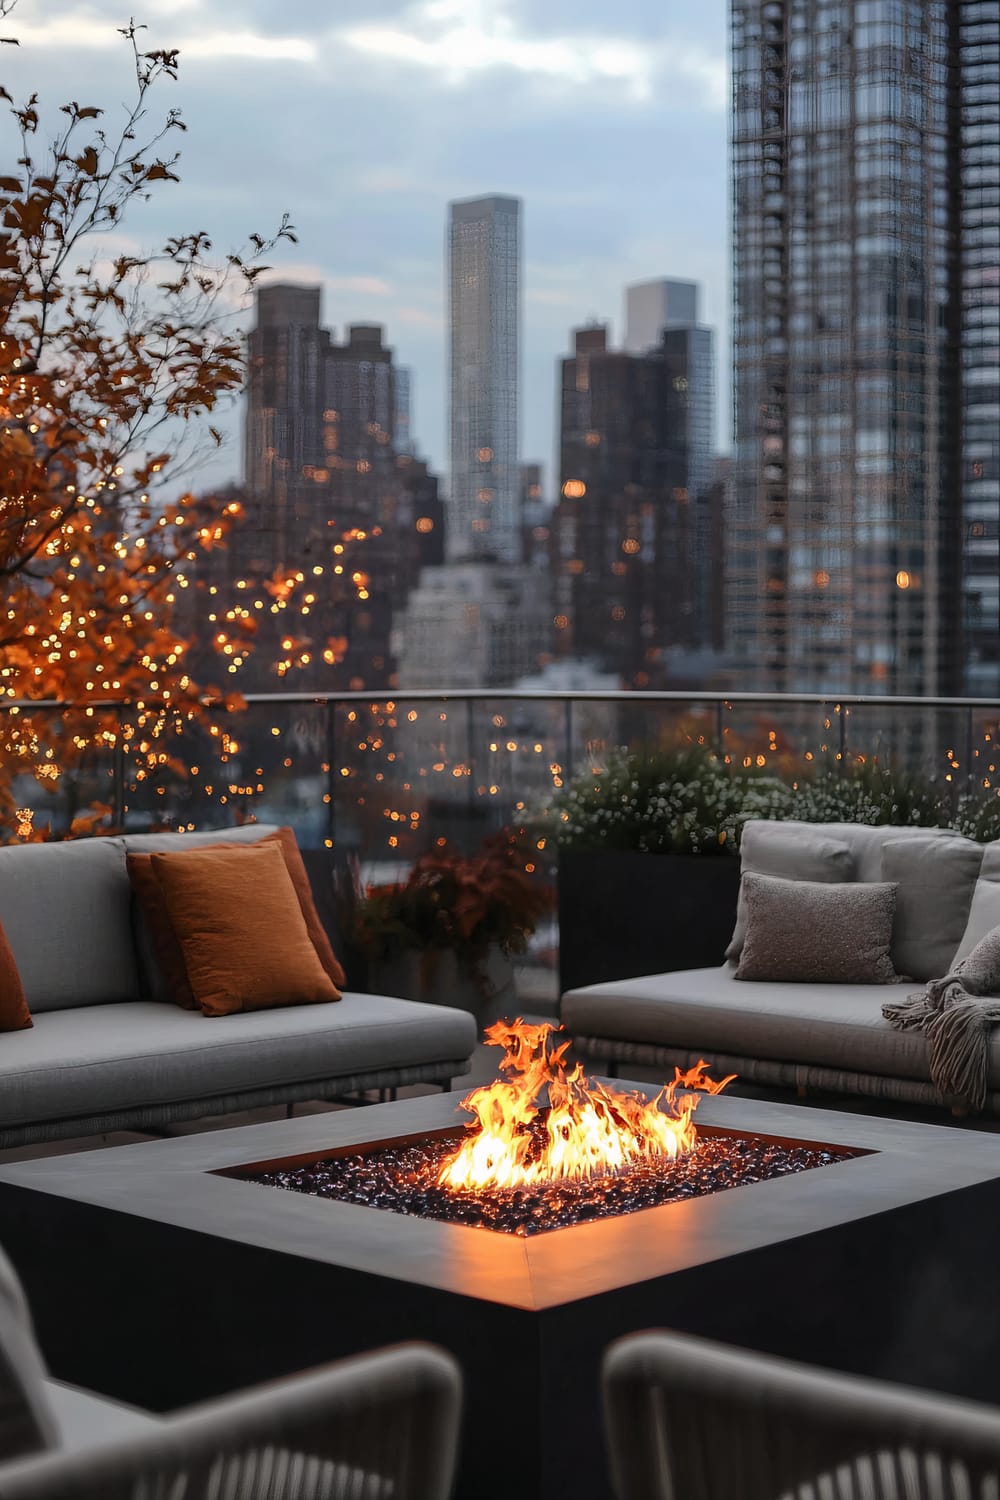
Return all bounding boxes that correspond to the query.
[0,6,294,836]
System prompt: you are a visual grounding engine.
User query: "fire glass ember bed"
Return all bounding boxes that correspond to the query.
[226,1021,865,1236]
[4,1050,1000,1500]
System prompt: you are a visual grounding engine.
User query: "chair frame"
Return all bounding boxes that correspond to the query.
[603,1329,1000,1500]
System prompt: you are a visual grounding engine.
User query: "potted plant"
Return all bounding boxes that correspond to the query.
[545,747,760,993]
[354,834,551,1022]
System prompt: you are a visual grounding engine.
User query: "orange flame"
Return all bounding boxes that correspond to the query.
[438,1019,735,1193]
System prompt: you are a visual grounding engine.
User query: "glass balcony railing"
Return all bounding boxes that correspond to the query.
[5,690,1000,1008]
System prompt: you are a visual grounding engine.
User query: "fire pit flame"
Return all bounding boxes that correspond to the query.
[438,1019,735,1193]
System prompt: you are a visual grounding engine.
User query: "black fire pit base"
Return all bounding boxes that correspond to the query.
[2,1093,1000,1500]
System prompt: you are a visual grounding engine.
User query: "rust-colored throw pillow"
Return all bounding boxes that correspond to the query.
[127,853,199,1009]
[128,827,346,1007]
[267,827,347,990]
[0,919,31,1031]
[148,841,339,1017]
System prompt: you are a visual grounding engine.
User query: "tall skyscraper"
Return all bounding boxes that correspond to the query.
[243,283,326,555]
[623,278,715,501]
[552,321,716,685]
[447,195,521,563]
[728,3,999,697]
[232,285,438,691]
[958,4,1000,694]
[623,278,700,354]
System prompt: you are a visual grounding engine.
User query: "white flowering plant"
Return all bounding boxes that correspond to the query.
[543,748,1000,856]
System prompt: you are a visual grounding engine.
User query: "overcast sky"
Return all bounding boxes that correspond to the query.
[6,0,730,497]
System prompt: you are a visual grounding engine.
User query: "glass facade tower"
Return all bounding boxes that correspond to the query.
[447,195,521,564]
[959,2,1000,694]
[728,1,999,697]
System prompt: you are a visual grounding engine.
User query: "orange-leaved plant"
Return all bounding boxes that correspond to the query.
[0,4,295,838]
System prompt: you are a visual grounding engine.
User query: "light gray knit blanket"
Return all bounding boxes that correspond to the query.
[882,927,1000,1110]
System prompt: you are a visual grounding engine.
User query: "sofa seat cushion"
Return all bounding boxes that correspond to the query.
[0,996,476,1129]
[561,966,979,1087]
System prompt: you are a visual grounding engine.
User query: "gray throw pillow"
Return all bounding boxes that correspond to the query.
[736,874,899,984]
[726,824,856,961]
[880,835,984,982]
[953,883,1000,965]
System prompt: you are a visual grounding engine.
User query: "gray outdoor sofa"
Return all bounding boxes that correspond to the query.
[562,819,1000,1113]
[0,824,477,1149]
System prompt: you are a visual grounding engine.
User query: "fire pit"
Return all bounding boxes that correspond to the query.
[247,1021,857,1235]
[6,1077,1000,1500]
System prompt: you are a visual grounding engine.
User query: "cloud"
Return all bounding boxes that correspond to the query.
[9,10,315,63]
[179,31,316,62]
[330,274,395,297]
[259,265,396,299]
[338,0,725,107]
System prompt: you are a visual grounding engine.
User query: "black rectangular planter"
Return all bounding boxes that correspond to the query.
[558,850,741,996]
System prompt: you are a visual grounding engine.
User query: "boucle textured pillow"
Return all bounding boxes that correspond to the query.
[726,824,856,961]
[736,874,899,984]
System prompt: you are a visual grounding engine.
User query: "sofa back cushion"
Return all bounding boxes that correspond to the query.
[122,823,280,1000]
[880,835,984,981]
[952,842,1000,964]
[765,820,961,883]
[120,823,281,856]
[0,839,139,1012]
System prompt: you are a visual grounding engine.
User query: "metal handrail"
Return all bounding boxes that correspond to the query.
[3,689,1000,711]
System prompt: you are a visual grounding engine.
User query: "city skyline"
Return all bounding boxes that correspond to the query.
[3,0,730,493]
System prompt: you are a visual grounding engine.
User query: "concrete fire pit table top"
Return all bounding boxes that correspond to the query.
[3,1089,1000,1500]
